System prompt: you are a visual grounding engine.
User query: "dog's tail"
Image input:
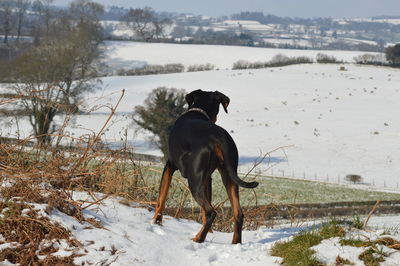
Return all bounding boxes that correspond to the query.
[231,173,259,189]
[216,138,259,189]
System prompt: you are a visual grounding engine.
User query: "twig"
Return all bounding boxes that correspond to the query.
[363,200,380,229]
[215,145,293,209]
[66,89,125,198]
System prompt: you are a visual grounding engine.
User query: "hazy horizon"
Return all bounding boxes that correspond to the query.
[54,0,400,18]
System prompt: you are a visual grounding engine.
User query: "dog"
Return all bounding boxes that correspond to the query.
[151,89,258,244]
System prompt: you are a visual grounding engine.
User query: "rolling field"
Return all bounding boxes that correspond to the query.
[1,42,400,192]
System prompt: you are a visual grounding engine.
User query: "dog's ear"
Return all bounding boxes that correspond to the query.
[185,89,203,107]
[214,91,230,113]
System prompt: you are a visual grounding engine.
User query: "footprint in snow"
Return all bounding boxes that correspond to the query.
[146,224,166,235]
[208,253,218,262]
[184,243,196,251]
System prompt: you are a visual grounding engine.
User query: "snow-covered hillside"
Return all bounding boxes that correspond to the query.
[1,43,399,190]
[11,192,400,266]
[104,41,379,70]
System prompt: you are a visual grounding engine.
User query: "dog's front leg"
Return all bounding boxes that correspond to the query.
[152,162,175,225]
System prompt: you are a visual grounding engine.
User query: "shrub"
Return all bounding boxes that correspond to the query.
[232,54,313,70]
[117,63,185,76]
[232,60,250,70]
[353,54,386,65]
[133,87,187,159]
[316,53,340,64]
[345,174,363,184]
[385,44,400,65]
[187,63,215,72]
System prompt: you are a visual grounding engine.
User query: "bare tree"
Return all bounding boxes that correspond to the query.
[122,7,155,42]
[122,7,171,42]
[9,0,104,145]
[31,0,54,45]
[0,0,13,44]
[153,18,172,40]
[69,0,104,24]
[171,25,186,41]
[15,0,31,43]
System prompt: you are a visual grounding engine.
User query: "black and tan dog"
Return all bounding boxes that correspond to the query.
[152,89,258,244]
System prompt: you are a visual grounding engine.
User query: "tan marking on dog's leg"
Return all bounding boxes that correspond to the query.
[152,164,173,225]
[227,182,243,244]
[214,143,224,162]
[218,167,243,244]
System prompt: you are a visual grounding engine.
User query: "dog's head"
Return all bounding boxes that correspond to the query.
[185,89,230,123]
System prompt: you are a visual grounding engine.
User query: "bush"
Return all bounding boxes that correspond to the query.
[117,63,185,76]
[345,174,363,184]
[187,63,215,72]
[385,44,400,65]
[316,53,341,64]
[232,60,250,69]
[353,54,386,65]
[133,87,187,159]
[232,54,313,70]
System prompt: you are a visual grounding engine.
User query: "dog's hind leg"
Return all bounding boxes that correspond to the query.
[199,175,214,233]
[152,161,176,225]
[189,174,216,243]
[218,167,243,244]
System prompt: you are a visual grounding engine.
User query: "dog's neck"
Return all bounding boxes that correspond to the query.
[182,108,211,121]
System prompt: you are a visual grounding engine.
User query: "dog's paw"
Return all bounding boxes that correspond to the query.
[151,219,162,225]
[151,214,163,225]
[191,236,205,243]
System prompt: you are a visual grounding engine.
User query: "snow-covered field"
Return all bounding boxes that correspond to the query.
[104,41,379,70]
[1,42,399,191]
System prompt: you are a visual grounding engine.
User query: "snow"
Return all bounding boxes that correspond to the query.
[104,41,379,70]
[312,226,400,265]
[21,193,397,265]
[1,192,398,265]
[42,193,292,266]
[2,61,400,190]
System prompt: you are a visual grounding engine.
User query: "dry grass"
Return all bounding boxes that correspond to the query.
[0,200,79,265]
[0,91,159,264]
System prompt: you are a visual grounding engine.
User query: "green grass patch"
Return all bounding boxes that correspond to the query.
[271,221,347,266]
[340,239,365,247]
[271,229,323,266]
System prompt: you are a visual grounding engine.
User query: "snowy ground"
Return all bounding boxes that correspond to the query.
[15,193,400,266]
[104,40,379,70]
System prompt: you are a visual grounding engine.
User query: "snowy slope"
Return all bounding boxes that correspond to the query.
[2,63,400,190]
[32,193,400,265]
[45,193,292,266]
[104,41,379,70]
